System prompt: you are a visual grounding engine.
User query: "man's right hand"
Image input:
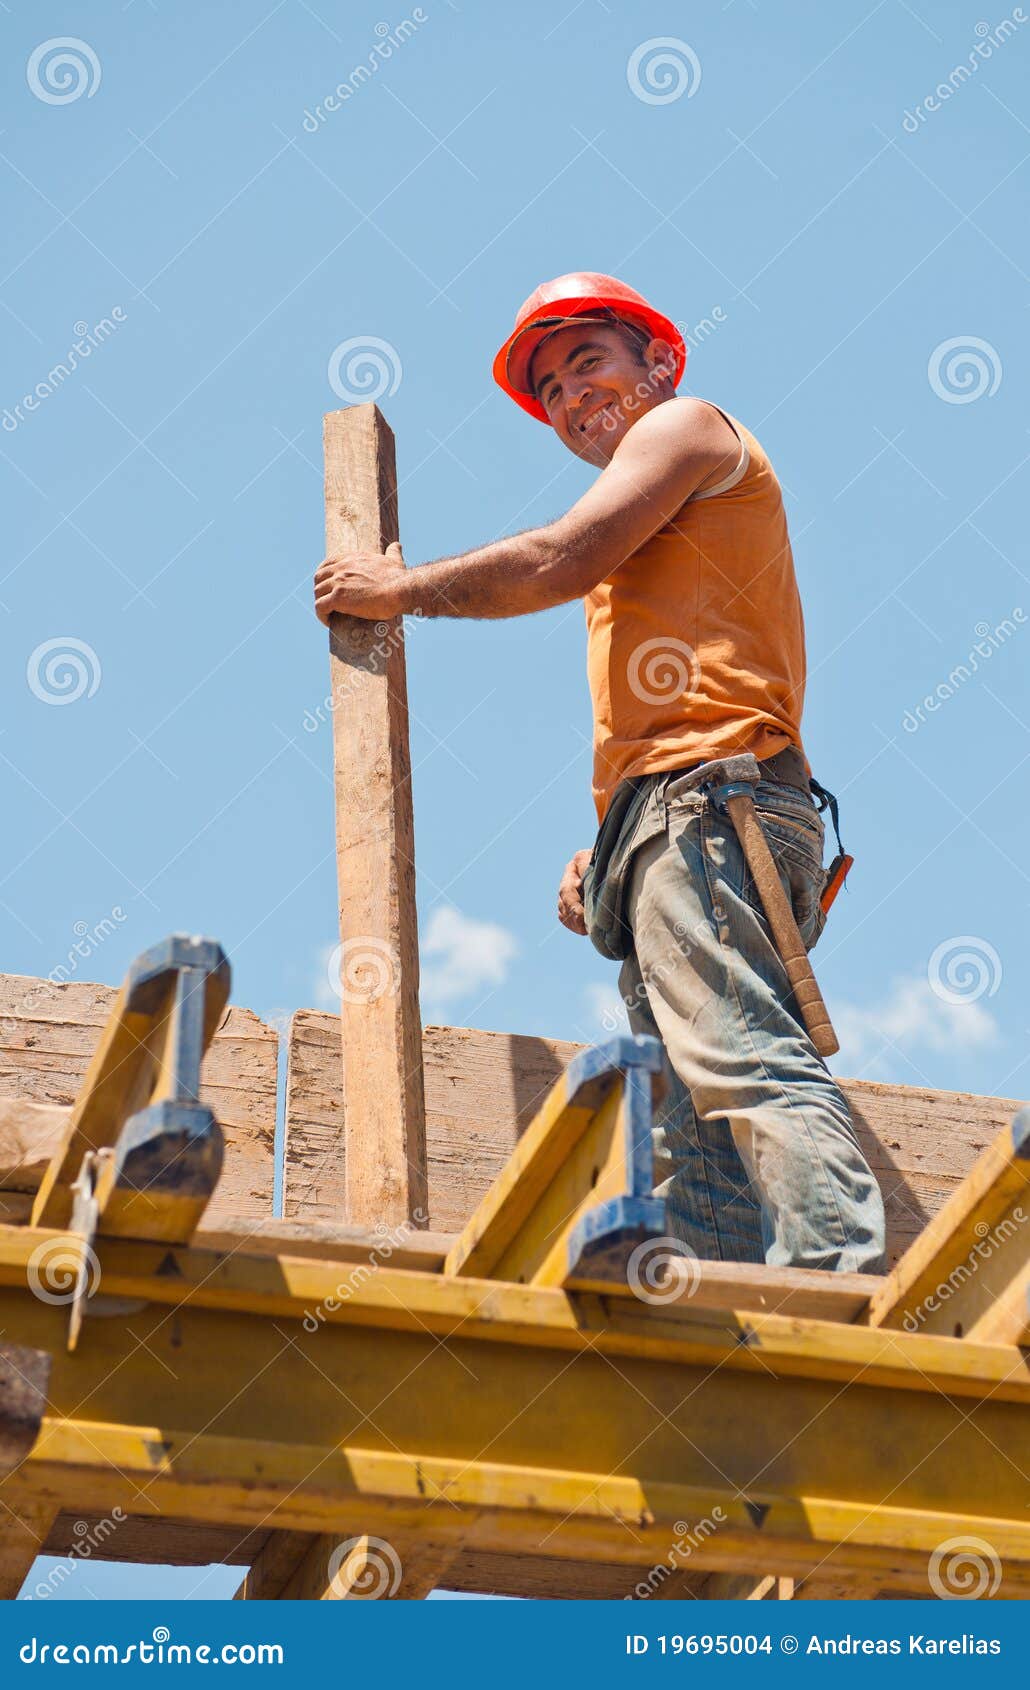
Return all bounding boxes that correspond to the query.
[557,849,593,936]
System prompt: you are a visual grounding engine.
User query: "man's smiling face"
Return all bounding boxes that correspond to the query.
[528,320,675,465]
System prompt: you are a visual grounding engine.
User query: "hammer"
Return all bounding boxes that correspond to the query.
[667,753,840,1059]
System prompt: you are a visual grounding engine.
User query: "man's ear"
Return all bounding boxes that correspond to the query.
[644,337,676,384]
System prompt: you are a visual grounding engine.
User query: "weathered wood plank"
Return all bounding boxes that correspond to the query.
[867,1107,1030,1341]
[42,1512,264,1570]
[0,1100,66,1188]
[284,1014,578,1228]
[194,1217,452,1270]
[323,405,427,1229]
[284,1013,1024,1262]
[0,974,277,1222]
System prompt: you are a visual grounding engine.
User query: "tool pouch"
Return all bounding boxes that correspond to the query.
[809,777,853,917]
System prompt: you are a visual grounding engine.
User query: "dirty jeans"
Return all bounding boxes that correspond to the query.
[617,771,886,1273]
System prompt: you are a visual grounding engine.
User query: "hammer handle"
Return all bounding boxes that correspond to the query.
[725,792,840,1059]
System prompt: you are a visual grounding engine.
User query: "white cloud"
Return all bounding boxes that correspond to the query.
[313,943,339,1011]
[582,981,630,1036]
[833,972,1000,1080]
[419,905,518,1009]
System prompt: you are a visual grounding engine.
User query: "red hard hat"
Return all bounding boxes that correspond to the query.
[493,271,687,423]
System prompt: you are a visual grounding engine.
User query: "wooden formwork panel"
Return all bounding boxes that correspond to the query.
[0,972,278,1223]
[284,1011,1025,1264]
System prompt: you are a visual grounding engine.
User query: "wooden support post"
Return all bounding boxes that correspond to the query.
[0,1478,60,1599]
[694,1572,794,1600]
[324,405,428,1230]
[235,1530,457,1600]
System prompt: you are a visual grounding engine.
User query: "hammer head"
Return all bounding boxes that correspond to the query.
[664,752,762,802]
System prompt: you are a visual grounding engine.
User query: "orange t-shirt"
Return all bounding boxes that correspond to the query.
[584,400,808,826]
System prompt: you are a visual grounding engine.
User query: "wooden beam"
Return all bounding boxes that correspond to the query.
[793,1576,884,1600]
[694,1572,793,1599]
[867,1107,1030,1341]
[233,1530,318,1598]
[0,1479,60,1599]
[243,406,430,1602]
[323,405,427,1230]
[442,1549,708,1600]
[43,1511,264,1569]
[0,1342,50,1477]
[194,1216,452,1271]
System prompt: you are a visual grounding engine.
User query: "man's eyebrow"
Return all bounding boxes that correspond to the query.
[532,340,608,400]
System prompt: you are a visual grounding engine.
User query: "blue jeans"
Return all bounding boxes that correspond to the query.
[617,770,886,1273]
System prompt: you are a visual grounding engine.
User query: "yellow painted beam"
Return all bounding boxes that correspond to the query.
[30,936,230,1239]
[1,1247,1030,1593]
[445,1037,665,1286]
[868,1106,1030,1341]
[1,1224,1029,1399]
[14,1425,1030,1596]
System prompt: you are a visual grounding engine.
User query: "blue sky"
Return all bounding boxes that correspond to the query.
[3,0,1028,1599]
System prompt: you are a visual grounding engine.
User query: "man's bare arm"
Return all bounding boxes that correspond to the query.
[313,398,739,623]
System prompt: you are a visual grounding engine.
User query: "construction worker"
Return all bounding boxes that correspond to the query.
[314,272,886,1274]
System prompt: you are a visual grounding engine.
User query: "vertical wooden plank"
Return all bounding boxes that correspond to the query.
[324,405,428,1228]
[0,1481,60,1599]
[235,1530,457,1600]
